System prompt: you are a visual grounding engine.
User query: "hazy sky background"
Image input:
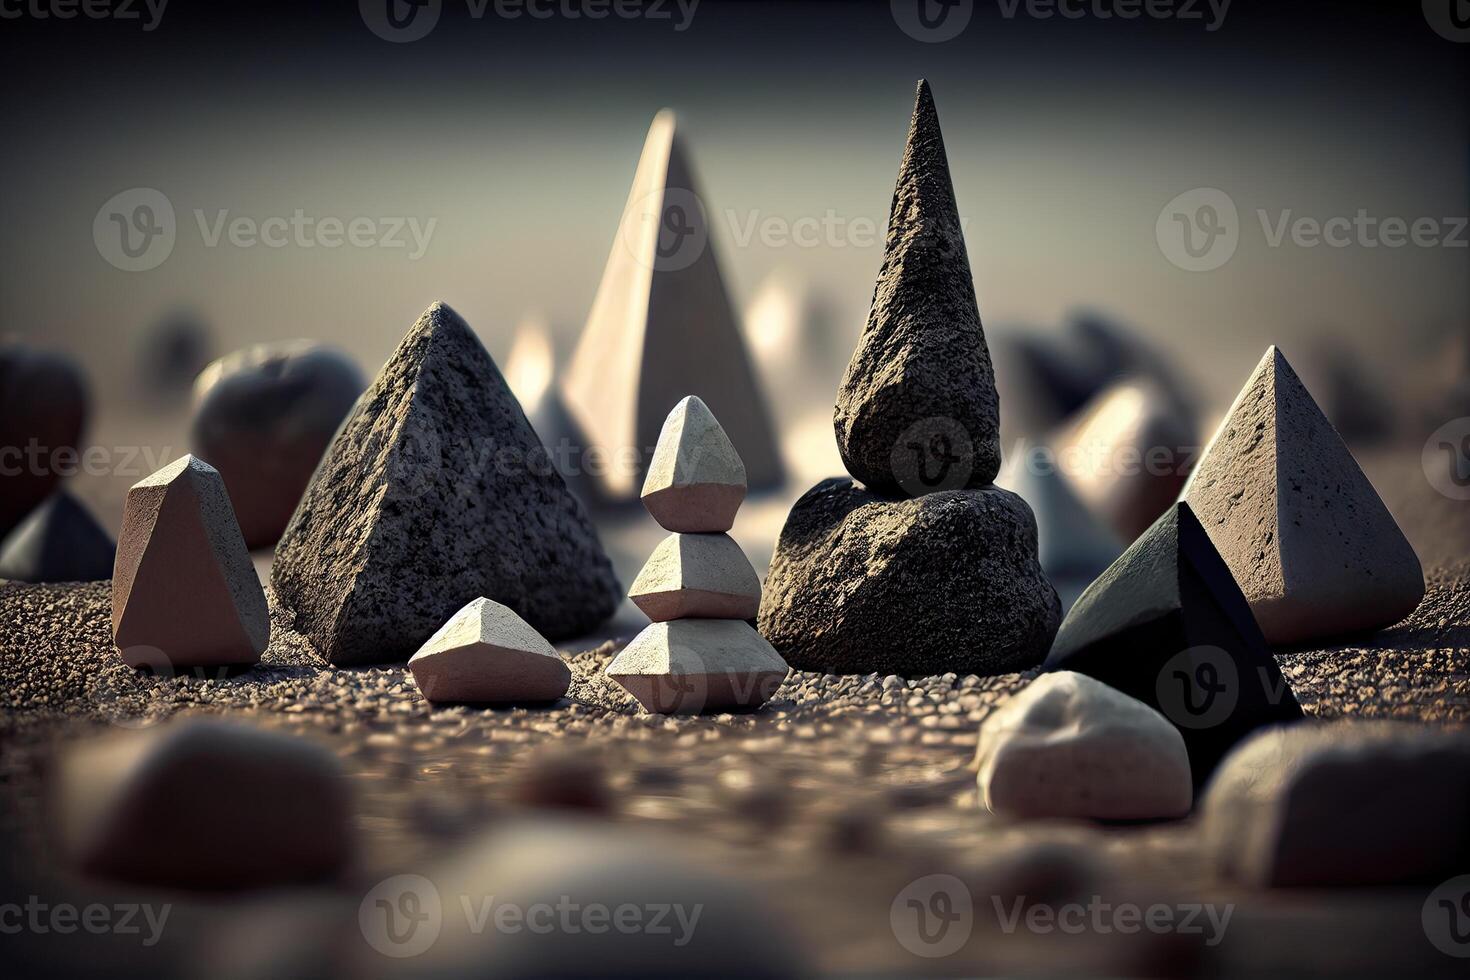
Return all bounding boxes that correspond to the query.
[2,0,1466,411]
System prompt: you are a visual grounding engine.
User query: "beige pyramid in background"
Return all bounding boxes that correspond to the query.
[408,597,570,703]
[1183,346,1423,644]
[561,110,783,500]
[112,455,269,668]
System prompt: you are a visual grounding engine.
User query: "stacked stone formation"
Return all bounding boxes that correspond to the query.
[608,396,789,714]
[759,80,1060,677]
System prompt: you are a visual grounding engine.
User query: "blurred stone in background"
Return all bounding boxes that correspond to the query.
[0,490,114,583]
[504,312,603,509]
[135,309,214,406]
[190,340,366,549]
[0,340,90,541]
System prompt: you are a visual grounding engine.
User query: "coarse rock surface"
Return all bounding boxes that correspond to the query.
[271,302,620,665]
[628,532,762,622]
[760,478,1059,677]
[1045,503,1302,785]
[190,340,366,549]
[408,597,571,704]
[1202,720,1470,887]
[640,395,748,533]
[1184,346,1424,644]
[606,619,789,714]
[112,456,268,668]
[0,341,90,540]
[56,717,351,889]
[833,80,1001,497]
[0,491,115,583]
[976,671,1192,821]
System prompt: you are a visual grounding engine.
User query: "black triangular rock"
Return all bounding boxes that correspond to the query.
[272,302,621,665]
[0,492,115,583]
[834,80,1001,498]
[1044,501,1302,785]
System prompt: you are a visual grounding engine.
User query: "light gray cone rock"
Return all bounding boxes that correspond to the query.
[628,532,762,622]
[409,597,571,703]
[833,80,1001,497]
[640,394,747,533]
[976,671,1192,820]
[272,302,620,665]
[112,455,269,668]
[1202,722,1470,887]
[190,340,366,549]
[606,619,789,714]
[56,719,352,889]
[1183,346,1423,644]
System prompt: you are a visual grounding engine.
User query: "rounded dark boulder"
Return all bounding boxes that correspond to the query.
[759,478,1060,676]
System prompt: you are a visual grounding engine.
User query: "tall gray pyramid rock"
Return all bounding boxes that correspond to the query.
[834,80,1001,497]
[272,303,620,665]
[560,110,783,500]
[1182,347,1423,645]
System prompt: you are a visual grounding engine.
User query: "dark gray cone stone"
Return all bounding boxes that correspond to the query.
[1044,502,1303,786]
[0,492,115,583]
[759,478,1060,676]
[272,302,621,665]
[833,80,1001,497]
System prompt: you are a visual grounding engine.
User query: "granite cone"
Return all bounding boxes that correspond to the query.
[833,80,1000,496]
[759,478,1060,676]
[560,109,782,499]
[1202,722,1470,887]
[1182,346,1423,644]
[976,671,1192,821]
[113,456,269,668]
[1044,502,1302,784]
[606,619,788,714]
[409,597,571,704]
[628,532,762,622]
[272,302,620,665]
[640,395,747,533]
[0,492,115,583]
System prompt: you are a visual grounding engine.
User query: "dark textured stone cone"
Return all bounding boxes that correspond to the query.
[759,478,1059,676]
[272,302,620,665]
[0,492,115,583]
[1044,502,1303,786]
[833,80,1001,496]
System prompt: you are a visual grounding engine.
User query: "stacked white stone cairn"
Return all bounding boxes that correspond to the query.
[607,396,789,714]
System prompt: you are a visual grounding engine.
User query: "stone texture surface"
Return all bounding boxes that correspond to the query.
[628,532,762,622]
[976,671,1192,820]
[1054,378,1197,542]
[0,491,115,583]
[1202,721,1470,887]
[408,597,571,703]
[1045,503,1302,785]
[113,456,269,668]
[190,340,366,549]
[760,478,1060,677]
[1183,346,1423,645]
[640,395,747,533]
[0,341,89,540]
[56,718,351,888]
[833,80,1001,497]
[560,109,782,499]
[271,302,620,665]
[606,619,789,713]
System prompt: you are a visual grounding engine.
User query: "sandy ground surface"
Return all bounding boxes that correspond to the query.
[1,443,1467,977]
